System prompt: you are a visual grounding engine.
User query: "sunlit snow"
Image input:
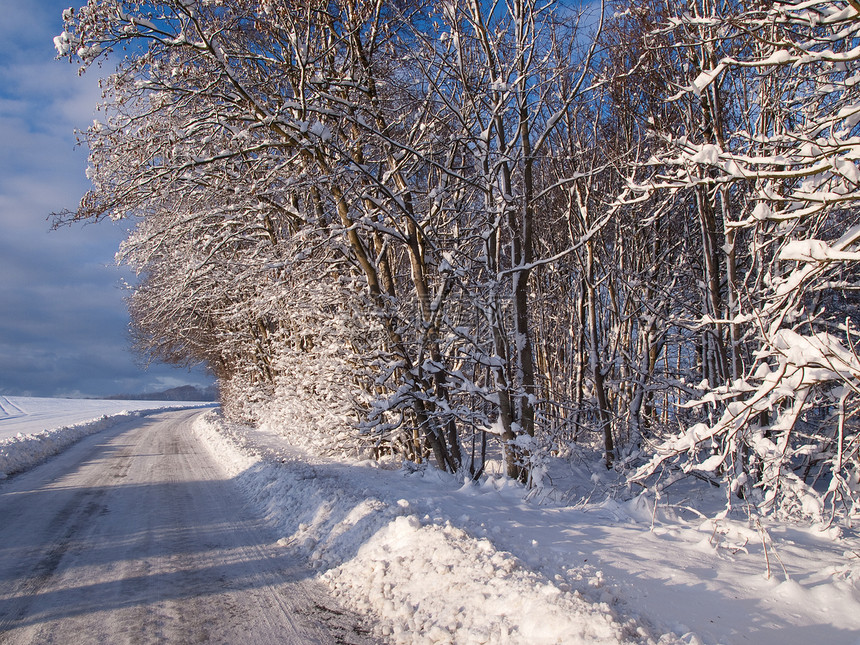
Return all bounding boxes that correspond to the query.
[2,398,859,643]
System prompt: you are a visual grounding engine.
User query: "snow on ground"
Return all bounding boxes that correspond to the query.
[194,411,860,645]
[3,397,859,643]
[0,395,214,478]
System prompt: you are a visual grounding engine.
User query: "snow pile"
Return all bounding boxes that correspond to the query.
[194,410,860,645]
[323,513,636,644]
[193,411,678,644]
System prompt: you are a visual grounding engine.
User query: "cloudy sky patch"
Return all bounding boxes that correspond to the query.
[0,0,212,397]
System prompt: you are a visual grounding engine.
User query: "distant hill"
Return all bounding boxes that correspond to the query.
[106,385,219,402]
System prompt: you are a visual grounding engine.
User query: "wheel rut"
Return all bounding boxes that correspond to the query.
[0,410,377,644]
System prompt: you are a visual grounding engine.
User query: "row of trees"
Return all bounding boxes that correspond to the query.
[56,0,860,521]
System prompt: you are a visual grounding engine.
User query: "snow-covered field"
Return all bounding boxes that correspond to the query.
[0,395,214,478]
[2,397,859,644]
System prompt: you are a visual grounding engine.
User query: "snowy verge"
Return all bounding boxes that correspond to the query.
[0,404,211,478]
[193,411,679,645]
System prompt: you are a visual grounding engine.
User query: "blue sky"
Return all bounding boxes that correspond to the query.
[0,0,212,397]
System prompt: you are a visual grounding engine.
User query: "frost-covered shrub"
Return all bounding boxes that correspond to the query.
[245,268,384,458]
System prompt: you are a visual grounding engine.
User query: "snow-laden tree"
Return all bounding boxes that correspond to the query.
[397,0,611,477]
[54,0,385,426]
[627,0,860,522]
[55,0,613,476]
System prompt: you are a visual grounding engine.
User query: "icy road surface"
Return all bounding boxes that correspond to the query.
[0,409,373,644]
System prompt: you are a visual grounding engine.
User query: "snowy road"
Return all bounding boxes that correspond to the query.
[0,409,372,644]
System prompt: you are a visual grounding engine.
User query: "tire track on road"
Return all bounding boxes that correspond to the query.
[0,410,377,644]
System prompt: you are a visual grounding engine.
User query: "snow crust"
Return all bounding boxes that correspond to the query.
[193,411,860,645]
[0,396,213,478]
